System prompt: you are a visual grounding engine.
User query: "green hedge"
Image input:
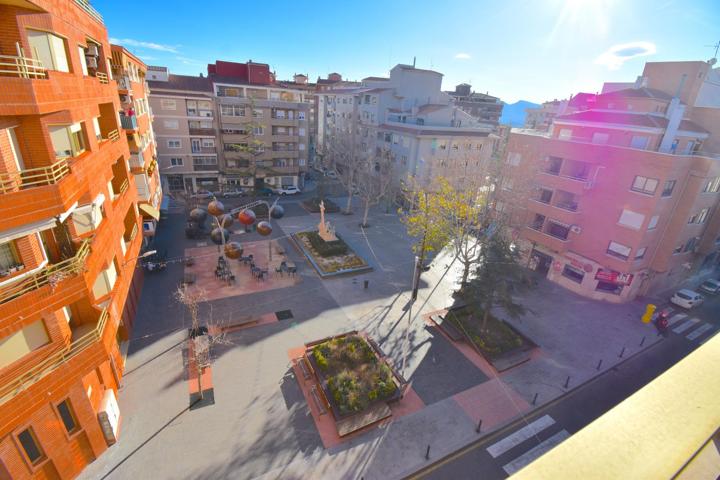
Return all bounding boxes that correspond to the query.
[304,231,348,257]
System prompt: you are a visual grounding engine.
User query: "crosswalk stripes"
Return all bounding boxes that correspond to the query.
[667,313,687,327]
[486,415,555,458]
[672,317,700,334]
[502,430,570,475]
[686,323,713,341]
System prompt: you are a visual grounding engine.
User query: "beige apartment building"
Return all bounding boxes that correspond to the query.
[499,59,720,302]
[147,67,219,193]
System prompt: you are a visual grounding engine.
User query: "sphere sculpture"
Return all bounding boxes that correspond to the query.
[210,227,231,245]
[237,209,256,226]
[269,204,285,219]
[256,221,272,236]
[224,241,243,259]
[207,199,225,217]
[189,208,207,222]
[218,214,234,228]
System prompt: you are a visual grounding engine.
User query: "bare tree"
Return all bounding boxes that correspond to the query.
[175,286,226,401]
[322,126,368,214]
[356,147,395,227]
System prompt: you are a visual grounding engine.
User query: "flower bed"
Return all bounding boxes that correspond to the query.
[293,231,371,277]
[307,333,400,418]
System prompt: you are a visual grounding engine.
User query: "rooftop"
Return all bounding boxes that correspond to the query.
[147,74,212,92]
[555,110,709,134]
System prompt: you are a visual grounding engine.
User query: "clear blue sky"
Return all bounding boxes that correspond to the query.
[95,0,719,104]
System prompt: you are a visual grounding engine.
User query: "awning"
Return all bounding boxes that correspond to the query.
[139,204,160,220]
[0,217,57,244]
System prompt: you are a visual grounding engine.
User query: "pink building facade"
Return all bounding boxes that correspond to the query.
[498,60,720,302]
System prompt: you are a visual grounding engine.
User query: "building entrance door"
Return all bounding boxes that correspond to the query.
[530,249,553,275]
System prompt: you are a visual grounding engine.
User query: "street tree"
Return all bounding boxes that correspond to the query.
[322,127,367,214]
[356,147,395,227]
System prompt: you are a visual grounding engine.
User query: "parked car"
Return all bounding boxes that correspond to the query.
[276,185,301,195]
[190,190,213,199]
[324,170,337,179]
[670,289,704,309]
[698,279,720,294]
[222,189,246,198]
[254,187,274,197]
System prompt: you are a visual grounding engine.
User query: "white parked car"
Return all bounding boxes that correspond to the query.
[324,170,337,179]
[276,185,301,195]
[698,279,720,294]
[670,289,704,309]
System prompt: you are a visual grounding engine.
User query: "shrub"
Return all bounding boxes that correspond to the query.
[314,349,329,370]
[304,231,348,257]
[368,389,378,401]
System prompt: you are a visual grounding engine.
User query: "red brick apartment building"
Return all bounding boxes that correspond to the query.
[0,1,144,478]
[499,60,720,302]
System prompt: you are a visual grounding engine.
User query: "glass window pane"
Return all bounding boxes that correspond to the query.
[18,428,43,464]
[57,400,77,433]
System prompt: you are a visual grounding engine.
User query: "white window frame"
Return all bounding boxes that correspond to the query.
[167,139,181,149]
[618,209,645,230]
[160,99,177,110]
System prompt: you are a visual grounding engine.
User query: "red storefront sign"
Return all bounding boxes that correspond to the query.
[595,269,634,286]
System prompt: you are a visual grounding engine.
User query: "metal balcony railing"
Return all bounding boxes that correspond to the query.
[73,0,104,23]
[0,238,91,306]
[0,54,47,79]
[0,307,108,405]
[0,159,70,194]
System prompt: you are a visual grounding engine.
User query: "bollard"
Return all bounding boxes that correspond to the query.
[639,336,646,347]
[564,376,570,389]
[619,346,626,358]
[596,359,603,371]
[476,418,483,433]
[532,393,538,405]
[425,444,431,460]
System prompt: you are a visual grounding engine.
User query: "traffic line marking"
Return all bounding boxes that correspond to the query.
[486,415,555,458]
[687,323,713,341]
[667,313,687,327]
[502,430,570,475]
[673,318,700,334]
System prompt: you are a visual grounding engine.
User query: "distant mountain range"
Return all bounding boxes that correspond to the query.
[500,100,540,127]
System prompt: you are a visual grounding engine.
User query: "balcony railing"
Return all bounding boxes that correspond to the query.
[94,72,109,84]
[193,164,218,171]
[73,0,104,24]
[129,151,145,169]
[106,129,120,142]
[0,54,47,79]
[120,115,138,130]
[0,238,91,306]
[0,159,70,194]
[118,178,129,195]
[124,223,138,243]
[189,128,215,136]
[0,307,108,405]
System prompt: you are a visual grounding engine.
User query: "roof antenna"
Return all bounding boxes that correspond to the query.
[413,56,416,68]
[706,40,720,59]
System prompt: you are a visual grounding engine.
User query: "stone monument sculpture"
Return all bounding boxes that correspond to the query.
[318,200,338,241]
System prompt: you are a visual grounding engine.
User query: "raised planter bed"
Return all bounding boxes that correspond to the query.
[304,332,403,422]
[292,230,372,278]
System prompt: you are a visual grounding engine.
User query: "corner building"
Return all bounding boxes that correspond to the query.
[0,1,142,477]
[499,60,720,302]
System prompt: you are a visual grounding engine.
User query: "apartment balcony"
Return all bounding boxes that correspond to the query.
[271,134,299,143]
[189,127,216,136]
[524,224,571,253]
[73,0,104,24]
[270,149,299,159]
[193,164,219,172]
[191,146,217,154]
[537,170,590,196]
[268,165,300,174]
[129,150,145,170]
[270,117,300,127]
[0,238,91,320]
[120,114,138,130]
[117,75,132,92]
[0,307,109,413]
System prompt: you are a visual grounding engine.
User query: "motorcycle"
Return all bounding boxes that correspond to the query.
[654,312,669,337]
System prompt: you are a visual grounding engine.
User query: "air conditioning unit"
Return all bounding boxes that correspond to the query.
[86,56,98,69]
[570,225,582,234]
[86,44,99,57]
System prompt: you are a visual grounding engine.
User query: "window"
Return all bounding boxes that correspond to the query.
[27,30,69,72]
[201,139,214,148]
[631,175,658,195]
[661,180,676,197]
[452,143,459,150]
[546,221,570,240]
[298,111,306,120]
[170,157,183,166]
[607,241,631,260]
[49,124,85,158]
[703,177,720,193]
[562,264,585,283]
[591,132,609,144]
[17,428,45,465]
[252,126,264,135]
[558,129,572,140]
[635,247,647,260]
[167,139,181,149]
[537,188,553,204]
[77,46,88,75]
[160,99,176,110]
[163,120,179,129]
[630,135,649,149]
[688,208,709,224]
[221,105,245,117]
[0,319,49,369]
[57,400,78,434]
[0,241,20,271]
[618,209,645,229]
[647,215,659,230]
[684,237,700,252]
[475,143,483,151]
[252,108,263,118]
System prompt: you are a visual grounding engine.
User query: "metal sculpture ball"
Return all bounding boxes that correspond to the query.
[224,241,243,259]
[218,214,234,228]
[207,199,225,217]
[189,208,207,222]
[256,221,272,236]
[210,227,231,245]
[237,209,256,226]
[269,204,285,219]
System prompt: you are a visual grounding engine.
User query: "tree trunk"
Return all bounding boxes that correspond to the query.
[196,356,204,400]
[461,262,470,285]
[362,198,370,227]
[482,307,490,332]
[345,189,353,214]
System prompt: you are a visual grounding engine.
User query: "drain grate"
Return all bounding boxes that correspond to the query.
[276,310,294,321]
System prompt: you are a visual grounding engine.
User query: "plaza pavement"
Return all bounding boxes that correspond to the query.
[78,194,665,480]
